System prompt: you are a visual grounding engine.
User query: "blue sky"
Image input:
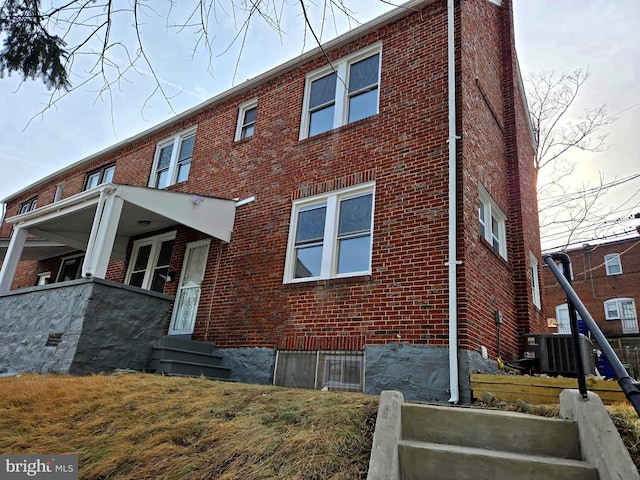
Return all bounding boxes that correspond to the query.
[0,0,638,249]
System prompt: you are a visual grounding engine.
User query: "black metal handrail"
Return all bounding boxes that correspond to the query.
[544,253,640,415]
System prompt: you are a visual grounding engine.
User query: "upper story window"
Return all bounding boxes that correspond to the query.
[235,99,257,141]
[149,129,196,189]
[530,252,541,309]
[478,184,507,260]
[604,253,622,276]
[300,43,381,139]
[18,197,37,214]
[84,164,115,190]
[284,183,375,283]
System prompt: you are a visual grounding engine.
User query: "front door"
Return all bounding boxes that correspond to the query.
[169,239,210,335]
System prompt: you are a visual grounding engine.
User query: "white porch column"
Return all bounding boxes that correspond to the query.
[0,226,28,293]
[82,190,124,280]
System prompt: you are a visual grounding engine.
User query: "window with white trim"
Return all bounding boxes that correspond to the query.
[530,252,541,309]
[84,164,115,191]
[149,129,196,189]
[56,253,84,282]
[604,298,637,320]
[284,183,375,282]
[18,197,37,214]
[125,231,176,293]
[478,185,507,260]
[555,303,583,334]
[604,253,622,276]
[274,350,364,392]
[235,99,257,140]
[300,43,381,139]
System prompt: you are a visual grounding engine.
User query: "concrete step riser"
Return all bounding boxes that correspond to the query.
[151,347,224,366]
[159,336,217,354]
[401,404,580,459]
[149,359,231,380]
[398,442,598,480]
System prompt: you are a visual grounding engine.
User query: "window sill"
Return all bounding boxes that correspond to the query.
[298,114,379,144]
[478,236,511,269]
[284,274,373,289]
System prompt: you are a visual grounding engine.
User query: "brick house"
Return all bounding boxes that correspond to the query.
[543,236,640,338]
[0,0,545,402]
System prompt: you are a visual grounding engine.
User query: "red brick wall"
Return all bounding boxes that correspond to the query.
[543,237,640,335]
[1,0,542,357]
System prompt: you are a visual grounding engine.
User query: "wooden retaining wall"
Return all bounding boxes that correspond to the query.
[470,374,627,405]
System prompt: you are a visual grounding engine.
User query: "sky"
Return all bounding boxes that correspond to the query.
[0,0,638,250]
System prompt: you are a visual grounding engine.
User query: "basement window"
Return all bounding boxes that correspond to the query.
[274,351,364,392]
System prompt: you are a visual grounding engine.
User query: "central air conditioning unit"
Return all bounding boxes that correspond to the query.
[522,334,595,377]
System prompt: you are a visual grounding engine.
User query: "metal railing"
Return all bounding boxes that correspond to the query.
[544,252,640,415]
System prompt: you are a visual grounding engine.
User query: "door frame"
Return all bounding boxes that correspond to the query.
[168,238,211,335]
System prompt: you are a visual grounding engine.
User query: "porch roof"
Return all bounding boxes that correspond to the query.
[0,183,235,263]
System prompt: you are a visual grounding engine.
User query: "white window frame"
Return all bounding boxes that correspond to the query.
[478,184,508,260]
[56,253,84,282]
[604,298,636,320]
[604,253,622,276]
[18,197,37,214]
[530,252,541,309]
[235,99,258,141]
[125,231,176,291]
[149,128,197,189]
[299,42,382,140]
[283,182,375,283]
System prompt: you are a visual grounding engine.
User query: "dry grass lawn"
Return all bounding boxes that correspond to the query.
[0,373,377,479]
[2,373,639,478]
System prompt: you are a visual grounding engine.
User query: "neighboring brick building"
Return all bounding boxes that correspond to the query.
[0,0,545,402]
[543,236,640,338]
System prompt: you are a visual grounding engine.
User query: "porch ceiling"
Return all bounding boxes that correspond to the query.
[2,184,236,262]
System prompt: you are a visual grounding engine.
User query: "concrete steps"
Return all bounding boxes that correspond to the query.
[148,336,230,380]
[398,403,598,480]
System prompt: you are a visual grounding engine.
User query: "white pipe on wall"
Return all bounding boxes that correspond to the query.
[447,0,461,404]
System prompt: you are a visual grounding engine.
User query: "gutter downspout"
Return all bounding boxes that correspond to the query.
[447,0,461,404]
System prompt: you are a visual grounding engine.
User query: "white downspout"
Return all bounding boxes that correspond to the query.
[447,0,461,404]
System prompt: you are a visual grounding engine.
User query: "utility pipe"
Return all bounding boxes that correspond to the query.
[447,0,461,404]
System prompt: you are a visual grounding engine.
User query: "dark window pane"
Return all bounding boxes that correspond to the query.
[337,235,371,274]
[134,245,152,270]
[157,240,174,267]
[348,88,378,123]
[129,271,145,288]
[158,144,173,169]
[310,73,337,109]
[339,194,372,235]
[150,267,169,293]
[179,135,195,161]
[59,257,83,281]
[295,245,323,278]
[244,107,256,125]
[309,105,335,136]
[349,54,379,93]
[296,206,326,243]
